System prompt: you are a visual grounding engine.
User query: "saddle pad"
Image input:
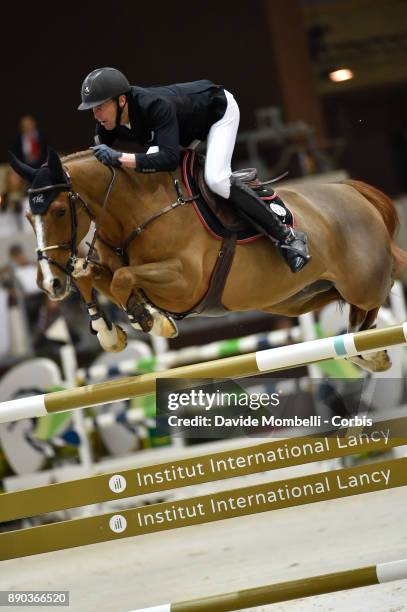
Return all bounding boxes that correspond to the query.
[181,149,294,244]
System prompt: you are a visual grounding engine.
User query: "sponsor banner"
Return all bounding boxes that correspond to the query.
[2,414,407,522]
[1,456,406,560]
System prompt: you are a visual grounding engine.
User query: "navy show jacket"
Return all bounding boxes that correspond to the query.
[95,80,228,173]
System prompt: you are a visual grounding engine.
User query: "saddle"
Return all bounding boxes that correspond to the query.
[163,150,294,320]
[181,149,293,243]
[198,168,261,234]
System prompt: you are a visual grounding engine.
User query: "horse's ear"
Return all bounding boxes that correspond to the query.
[8,151,36,183]
[47,148,66,183]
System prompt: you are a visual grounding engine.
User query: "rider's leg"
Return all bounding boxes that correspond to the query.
[204,90,310,274]
[204,89,240,199]
[230,177,311,273]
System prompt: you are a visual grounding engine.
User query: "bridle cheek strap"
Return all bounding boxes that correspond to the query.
[32,167,115,278]
[34,189,86,276]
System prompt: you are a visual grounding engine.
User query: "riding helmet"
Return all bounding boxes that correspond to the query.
[78,67,130,110]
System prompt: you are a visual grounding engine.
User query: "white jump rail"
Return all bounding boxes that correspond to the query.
[0,323,406,423]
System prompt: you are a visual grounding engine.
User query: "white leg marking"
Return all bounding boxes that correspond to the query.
[88,306,118,350]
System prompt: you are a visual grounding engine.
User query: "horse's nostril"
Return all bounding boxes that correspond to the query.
[52,278,62,292]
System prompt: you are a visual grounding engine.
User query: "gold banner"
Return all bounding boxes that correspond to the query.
[1,456,406,560]
[2,416,407,522]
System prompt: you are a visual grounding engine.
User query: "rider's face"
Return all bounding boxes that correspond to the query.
[92,100,117,130]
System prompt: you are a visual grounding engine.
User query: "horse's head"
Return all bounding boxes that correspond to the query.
[9,149,87,300]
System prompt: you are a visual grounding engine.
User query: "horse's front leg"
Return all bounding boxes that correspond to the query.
[110,260,182,339]
[72,260,128,352]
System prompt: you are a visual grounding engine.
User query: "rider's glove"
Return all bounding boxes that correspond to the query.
[90,144,122,167]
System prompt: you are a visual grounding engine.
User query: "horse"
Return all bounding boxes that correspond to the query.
[9,148,407,372]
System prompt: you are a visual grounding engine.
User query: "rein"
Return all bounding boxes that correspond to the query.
[82,168,117,269]
[92,175,198,265]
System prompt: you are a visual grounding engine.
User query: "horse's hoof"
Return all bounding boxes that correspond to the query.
[128,306,178,338]
[72,258,91,278]
[370,350,392,372]
[151,313,179,338]
[100,325,128,352]
[350,350,392,373]
[111,325,128,352]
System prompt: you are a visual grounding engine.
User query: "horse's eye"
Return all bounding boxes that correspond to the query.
[56,208,66,218]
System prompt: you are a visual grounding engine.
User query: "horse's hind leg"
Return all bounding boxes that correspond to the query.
[347,305,392,372]
[335,238,393,372]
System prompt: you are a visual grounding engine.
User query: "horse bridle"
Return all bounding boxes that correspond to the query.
[28,180,95,276]
[27,164,121,277]
[29,168,197,276]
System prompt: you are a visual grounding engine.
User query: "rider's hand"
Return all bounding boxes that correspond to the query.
[90,144,122,167]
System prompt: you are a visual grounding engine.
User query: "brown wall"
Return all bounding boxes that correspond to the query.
[323,84,407,194]
[1,1,281,158]
[3,1,407,194]
[263,0,326,139]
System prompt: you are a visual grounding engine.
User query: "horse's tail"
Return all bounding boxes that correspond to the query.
[343,179,407,273]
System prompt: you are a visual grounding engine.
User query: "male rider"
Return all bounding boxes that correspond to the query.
[78,67,310,272]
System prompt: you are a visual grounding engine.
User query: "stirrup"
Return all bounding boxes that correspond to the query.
[280,242,311,259]
[279,229,311,273]
[282,249,311,273]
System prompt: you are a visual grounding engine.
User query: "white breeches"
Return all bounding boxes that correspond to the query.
[204,90,240,199]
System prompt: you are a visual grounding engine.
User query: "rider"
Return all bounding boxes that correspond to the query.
[78,67,310,273]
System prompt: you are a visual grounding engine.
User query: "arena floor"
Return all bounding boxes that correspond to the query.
[2,460,407,612]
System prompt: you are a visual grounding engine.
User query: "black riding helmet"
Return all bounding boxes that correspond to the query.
[78,67,130,110]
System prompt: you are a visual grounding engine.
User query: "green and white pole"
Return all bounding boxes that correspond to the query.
[1,323,406,423]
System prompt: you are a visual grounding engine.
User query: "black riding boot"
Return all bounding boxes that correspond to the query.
[229,176,311,273]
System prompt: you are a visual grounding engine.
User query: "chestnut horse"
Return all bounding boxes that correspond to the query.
[9,149,407,372]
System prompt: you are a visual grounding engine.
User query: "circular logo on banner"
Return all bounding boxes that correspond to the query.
[270,203,286,217]
[109,474,127,494]
[109,514,128,534]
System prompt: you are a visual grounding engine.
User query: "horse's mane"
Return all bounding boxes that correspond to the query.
[60,149,140,190]
[61,150,94,163]
[60,149,159,191]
